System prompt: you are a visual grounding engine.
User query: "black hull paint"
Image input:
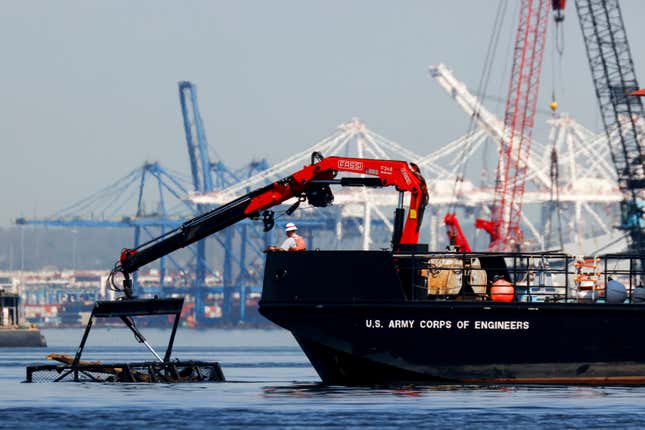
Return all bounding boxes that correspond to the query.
[259,251,645,385]
[261,302,645,384]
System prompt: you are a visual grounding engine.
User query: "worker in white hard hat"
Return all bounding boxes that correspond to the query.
[266,222,307,252]
[279,222,306,251]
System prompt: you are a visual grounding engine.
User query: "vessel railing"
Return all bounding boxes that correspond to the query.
[392,251,645,304]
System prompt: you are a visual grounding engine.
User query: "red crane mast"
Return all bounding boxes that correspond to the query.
[113,154,428,297]
[476,0,555,251]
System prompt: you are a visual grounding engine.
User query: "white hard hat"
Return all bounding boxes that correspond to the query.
[285,222,298,232]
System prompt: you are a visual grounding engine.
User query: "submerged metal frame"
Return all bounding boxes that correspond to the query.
[73,297,184,369]
[24,297,225,383]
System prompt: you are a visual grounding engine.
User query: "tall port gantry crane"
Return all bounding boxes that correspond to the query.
[15,161,196,283]
[163,81,272,322]
[179,81,217,321]
[574,0,645,255]
[16,82,272,325]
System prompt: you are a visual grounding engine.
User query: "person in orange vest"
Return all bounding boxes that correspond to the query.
[279,222,307,251]
[266,222,307,252]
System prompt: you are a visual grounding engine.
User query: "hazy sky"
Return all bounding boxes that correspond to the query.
[3,0,645,225]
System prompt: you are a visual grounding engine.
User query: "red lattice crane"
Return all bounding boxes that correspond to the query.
[474,0,563,251]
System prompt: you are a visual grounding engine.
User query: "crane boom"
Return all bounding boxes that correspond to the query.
[574,0,645,253]
[112,154,428,297]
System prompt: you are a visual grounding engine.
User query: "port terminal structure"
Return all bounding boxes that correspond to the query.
[15,82,276,325]
[15,73,627,325]
[193,66,624,256]
[427,64,624,252]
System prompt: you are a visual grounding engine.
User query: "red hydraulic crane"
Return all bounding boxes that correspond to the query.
[111,153,428,297]
[474,0,564,251]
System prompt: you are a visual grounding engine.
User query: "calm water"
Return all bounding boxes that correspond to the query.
[0,328,645,429]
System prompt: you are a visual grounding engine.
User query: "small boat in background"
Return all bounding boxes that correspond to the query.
[0,289,46,347]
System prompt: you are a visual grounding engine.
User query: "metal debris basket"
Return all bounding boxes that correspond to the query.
[26,360,225,383]
[25,297,225,383]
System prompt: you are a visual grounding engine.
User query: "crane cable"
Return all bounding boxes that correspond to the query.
[448,0,508,214]
[550,2,565,115]
[548,2,566,250]
[547,146,565,249]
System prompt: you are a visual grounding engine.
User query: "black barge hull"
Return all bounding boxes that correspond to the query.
[259,251,645,385]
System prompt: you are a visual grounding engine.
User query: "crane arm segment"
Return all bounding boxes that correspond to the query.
[444,213,472,252]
